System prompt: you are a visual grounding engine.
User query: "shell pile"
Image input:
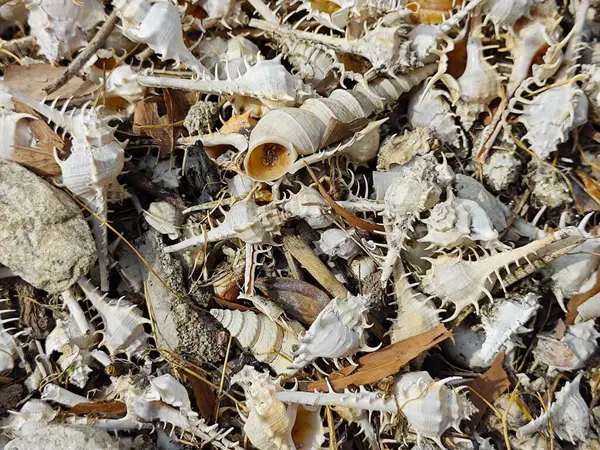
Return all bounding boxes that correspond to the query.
[1,0,600,448]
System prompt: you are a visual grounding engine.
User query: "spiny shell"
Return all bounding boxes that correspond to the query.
[388,261,441,343]
[286,293,375,374]
[483,0,543,35]
[112,0,209,76]
[281,185,333,229]
[146,374,192,412]
[517,373,590,443]
[421,227,584,320]
[532,320,600,373]
[210,309,303,374]
[78,277,151,358]
[275,371,476,448]
[0,110,36,162]
[143,201,183,240]
[376,127,431,171]
[314,228,361,260]
[165,199,288,253]
[511,81,589,160]
[0,307,25,374]
[27,0,107,63]
[1,400,57,438]
[419,188,498,248]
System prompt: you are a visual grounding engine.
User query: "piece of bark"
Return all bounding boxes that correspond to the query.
[308,324,452,391]
[187,372,217,420]
[467,353,510,427]
[70,401,127,416]
[282,233,348,299]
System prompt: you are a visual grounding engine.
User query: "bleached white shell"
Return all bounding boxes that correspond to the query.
[314,228,361,260]
[483,0,543,35]
[517,373,590,443]
[113,0,209,76]
[143,201,182,239]
[210,309,303,374]
[146,374,191,412]
[0,308,24,374]
[78,277,151,357]
[0,110,36,161]
[1,400,57,438]
[532,320,600,373]
[286,293,376,374]
[41,384,89,408]
[281,185,332,229]
[27,0,107,63]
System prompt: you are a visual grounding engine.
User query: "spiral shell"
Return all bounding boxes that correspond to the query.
[210,309,303,374]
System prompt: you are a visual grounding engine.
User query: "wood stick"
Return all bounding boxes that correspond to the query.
[44,10,118,95]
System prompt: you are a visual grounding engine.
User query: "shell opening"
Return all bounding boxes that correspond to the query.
[245,138,298,182]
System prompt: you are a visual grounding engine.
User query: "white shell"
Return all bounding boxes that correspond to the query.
[0,110,36,161]
[0,307,25,374]
[1,400,57,438]
[41,384,89,408]
[517,373,590,443]
[377,127,431,171]
[483,0,543,35]
[421,227,583,320]
[210,309,303,374]
[314,228,361,261]
[281,185,333,229]
[532,320,600,373]
[112,0,209,76]
[143,201,182,239]
[146,374,192,412]
[27,0,107,63]
[78,277,151,358]
[286,293,376,374]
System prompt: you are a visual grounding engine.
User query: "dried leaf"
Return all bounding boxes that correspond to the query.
[467,353,510,427]
[133,95,176,157]
[575,170,600,212]
[186,371,216,420]
[255,277,331,325]
[70,401,127,416]
[307,324,452,391]
[220,111,257,135]
[162,88,187,150]
[12,100,65,177]
[567,267,600,324]
[4,64,99,100]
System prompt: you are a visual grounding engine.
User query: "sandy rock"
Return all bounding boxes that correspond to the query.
[0,160,96,293]
[5,424,120,450]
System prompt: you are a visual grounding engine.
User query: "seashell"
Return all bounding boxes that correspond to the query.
[333,406,379,450]
[455,19,504,130]
[342,118,388,164]
[78,277,151,358]
[380,176,442,282]
[41,384,90,407]
[1,400,57,438]
[286,293,377,374]
[275,371,476,448]
[0,109,37,162]
[532,320,600,373]
[349,255,378,281]
[145,374,192,412]
[421,227,585,320]
[577,291,600,322]
[243,65,435,181]
[314,228,362,261]
[102,65,145,105]
[138,55,315,117]
[281,185,333,229]
[232,365,325,450]
[226,173,254,197]
[517,373,590,443]
[0,305,26,374]
[112,0,209,77]
[7,90,127,291]
[210,309,304,374]
[242,294,286,323]
[583,64,600,123]
[165,199,288,253]
[27,0,107,63]
[407,0,462,25]
[255,277,331,325]
[377,127,431,171]
[388,261,441,343]
[483,0,543,36]
[408,84,467,151]
[453,174,508,233]
[445,293,540,368]
[143,201,183,240]
[510,80,589,160]
[419,188,499,249]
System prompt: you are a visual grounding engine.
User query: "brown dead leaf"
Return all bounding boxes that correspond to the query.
[307,324,452,391]
[12,100,65,176]
[4,64,99,100]
[220,111,257,135]
[186,371,216,420]
[567,267,600,324]
[575,170,600,210]
[467,353,510,427]
[70,401,127,416]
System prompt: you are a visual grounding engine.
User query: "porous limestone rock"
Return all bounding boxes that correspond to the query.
[5,424,120,450]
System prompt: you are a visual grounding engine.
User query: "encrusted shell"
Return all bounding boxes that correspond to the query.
[377,127,431,171]
[314,228,361,260]
[517,373,590,443]
[210,309,304,374]
[286,293,376,374]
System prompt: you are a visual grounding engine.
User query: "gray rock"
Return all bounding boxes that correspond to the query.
[138,231,227,364]
[0,160,96,293]
[5,424,120,450]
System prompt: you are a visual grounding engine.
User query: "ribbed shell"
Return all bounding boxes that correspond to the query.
[210,309,303,374]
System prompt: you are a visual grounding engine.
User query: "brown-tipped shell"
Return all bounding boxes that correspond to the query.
[408,0,462,24]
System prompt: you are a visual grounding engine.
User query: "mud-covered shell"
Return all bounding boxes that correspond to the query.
[210,309,304,374]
